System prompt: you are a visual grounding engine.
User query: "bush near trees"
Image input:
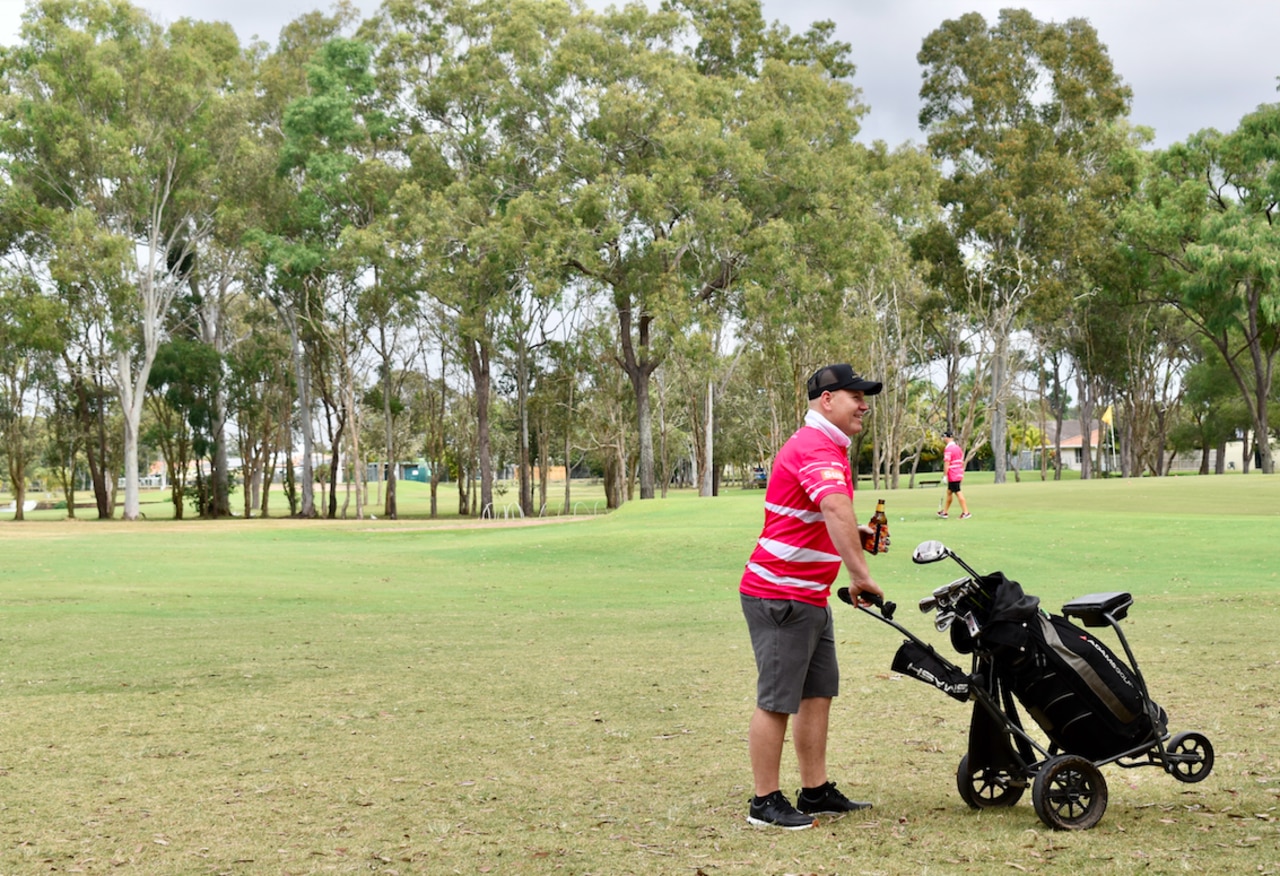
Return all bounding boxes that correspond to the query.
[0,1,1276,521]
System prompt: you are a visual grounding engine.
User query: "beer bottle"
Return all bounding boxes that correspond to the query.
[863,498,889,554]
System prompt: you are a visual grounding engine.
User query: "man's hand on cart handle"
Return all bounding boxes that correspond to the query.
[838,586,897,620]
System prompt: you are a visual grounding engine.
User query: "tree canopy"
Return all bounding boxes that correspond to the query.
[0,0,1275,521]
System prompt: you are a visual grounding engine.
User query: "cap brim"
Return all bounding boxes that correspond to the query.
[851,378,883,396]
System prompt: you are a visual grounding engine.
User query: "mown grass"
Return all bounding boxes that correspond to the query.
[0,476,1277,875]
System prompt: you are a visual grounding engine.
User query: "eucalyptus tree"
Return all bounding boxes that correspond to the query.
[1119,106,1280,473]
[1095,285,1193,477]
[1169,339,1252,474]
[1,0,245,519]
[0,271,65,519]
[661,326,722,497]
[368,0,574,518]
[47,213,124,517]
[852,142,942,488]
[537,325,596,515]
[144,337,221,517]
[917,9,1132,483]
[225,301,295,517]
[177,31,277,519]
[273,32,412,517]
[39,375,84,517]
[243,6,366,519]
[496,283,561,516]
[573,315,635,509]
[561,2,876,500]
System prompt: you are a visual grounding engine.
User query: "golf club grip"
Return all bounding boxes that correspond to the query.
[838,587,897,619]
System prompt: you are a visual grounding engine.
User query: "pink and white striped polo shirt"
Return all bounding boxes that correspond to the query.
[740,410,853,607]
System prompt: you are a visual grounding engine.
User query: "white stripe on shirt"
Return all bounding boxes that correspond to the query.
[745,562,829,592]
[763,501,825,524]
[757,537,840,564]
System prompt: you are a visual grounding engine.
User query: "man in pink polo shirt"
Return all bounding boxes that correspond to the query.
[740,363,887,829]
[938,430,971,519]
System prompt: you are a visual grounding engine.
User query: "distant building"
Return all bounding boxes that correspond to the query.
[1042,421,1266,473]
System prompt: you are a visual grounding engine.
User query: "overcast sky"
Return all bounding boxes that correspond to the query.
[3,0,1277,148]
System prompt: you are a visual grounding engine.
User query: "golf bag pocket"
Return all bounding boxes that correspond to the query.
[892,640,971,702]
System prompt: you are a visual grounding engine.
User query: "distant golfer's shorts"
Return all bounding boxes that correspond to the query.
[741,595,838,713]
[947,480,963,493]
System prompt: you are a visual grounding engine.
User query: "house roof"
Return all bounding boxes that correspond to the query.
[1048,420,1102,449]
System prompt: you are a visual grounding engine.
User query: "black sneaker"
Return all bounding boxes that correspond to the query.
[747,791,816,830]
[797,781,873,815]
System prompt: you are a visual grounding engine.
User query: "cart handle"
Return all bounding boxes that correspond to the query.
[837,586,897,621]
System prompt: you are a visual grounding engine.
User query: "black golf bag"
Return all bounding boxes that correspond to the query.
[949,572,1163,760]
[851,540,1215,831]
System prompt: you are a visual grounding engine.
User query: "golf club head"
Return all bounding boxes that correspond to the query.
[912,540,949,565]
[933,577,973,604]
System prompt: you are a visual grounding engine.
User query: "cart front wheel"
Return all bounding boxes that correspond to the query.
[1166,731,1214,783]
[957,754,1025,809]
[1032,754,1108,830]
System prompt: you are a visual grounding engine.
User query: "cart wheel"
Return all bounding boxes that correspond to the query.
[1166,731,1214,783]
[1032,754,1108,830]
[957,754,1025,809]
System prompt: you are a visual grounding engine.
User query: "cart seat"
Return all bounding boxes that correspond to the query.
[1062,591,1133,627]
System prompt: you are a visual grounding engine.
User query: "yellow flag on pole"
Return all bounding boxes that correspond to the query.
[1101,405,1114,425]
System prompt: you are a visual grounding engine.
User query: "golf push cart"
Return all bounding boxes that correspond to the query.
[840,540,1214,830]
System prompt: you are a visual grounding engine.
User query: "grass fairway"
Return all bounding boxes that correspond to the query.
[0,476,1277,874]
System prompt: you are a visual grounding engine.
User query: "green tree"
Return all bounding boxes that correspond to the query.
[225,302,295,517]
[39,372,85,518]
[1170,339,1251,474]
[243,5,365,519]
[370,0,570,518]
[1,0,244,519]
[275,33,408,518]
[562,1,872,500]
[145,338,221,518]
[918,9,1132,483]
[1120,106,1280,473]
[0,271,65,519]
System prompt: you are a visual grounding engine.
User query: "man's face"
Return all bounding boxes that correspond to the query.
[823,388,869,438]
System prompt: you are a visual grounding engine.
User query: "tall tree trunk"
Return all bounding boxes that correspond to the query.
[196,274,232,517]
[562,381,573,515]
[347,355,364,520]
[517,346,532,516]
[990,334,1009,485]
[1075,371,1095,480]
[284,311,317,518]
[382,358,397,520]
[117,348,152,521]
[9,455,26,523]
[701,380,714,497]
[468,338,493,518]
[617,299,658,501]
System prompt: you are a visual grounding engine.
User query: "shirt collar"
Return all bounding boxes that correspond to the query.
[804,408,851,449]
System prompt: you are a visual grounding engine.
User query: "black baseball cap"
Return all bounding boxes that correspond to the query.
[807,364,883,400]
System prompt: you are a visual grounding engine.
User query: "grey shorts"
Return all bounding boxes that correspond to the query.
[741,594,839,713]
